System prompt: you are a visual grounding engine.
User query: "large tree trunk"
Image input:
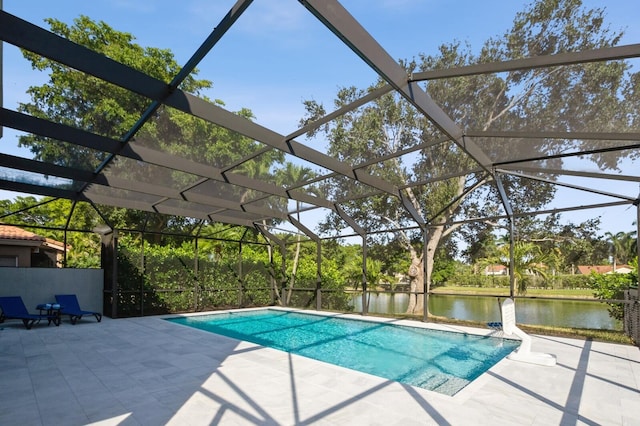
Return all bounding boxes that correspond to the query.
[405,176,466,315]
[405,250,421,314]
[406,224,445,315]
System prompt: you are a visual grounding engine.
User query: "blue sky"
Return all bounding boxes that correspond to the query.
[2,0,639,234]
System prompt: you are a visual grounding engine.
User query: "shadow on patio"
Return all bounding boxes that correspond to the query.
[0,314,638,425]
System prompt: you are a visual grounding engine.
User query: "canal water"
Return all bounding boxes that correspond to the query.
[350,293,622,330]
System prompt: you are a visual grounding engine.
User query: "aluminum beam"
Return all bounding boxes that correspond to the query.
[498,166,640,183]
[0,11,398,198]
[334,204,365,237]
[300,0,494,172]
[86,192,255,227]
[412,43,640,81]
[0,153,102,185]
[0,108,121,153]
[500,169,637,201]
[494,173,514,218]
[287,84,394,141]
[0,11,167,99]
[465,130,640,141]
[165,91,398,196]
[0,109,336,217]
[399,191,426,227]
[288,216,320,242]
[332,200,633,235]
[402,168,484,189]
[0,179,88,201]
[493,142,640,168]
[353,137,451,171]
[90,0,253,180]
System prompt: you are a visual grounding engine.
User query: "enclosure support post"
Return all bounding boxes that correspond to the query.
[140,233,144,317]
[508,220,516,298]
[333,206,366,315]
[362,235,368,316]
[112,232,119,318]
[98,229,118,319]
[0,0,2,139]
[423,228,428,322]
[194,236,199,311]
[62,200,77,268]
[495,173,516,298]
[636,198,639,266]
[254,224,287,306]
[269,245,275,305]
[288,216,322,309]
[316,239,322,310]
[281,248,287,306]
[63,230,68,267]
[238,240,244,307]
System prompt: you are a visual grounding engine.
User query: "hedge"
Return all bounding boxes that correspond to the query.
[445,274,591,289]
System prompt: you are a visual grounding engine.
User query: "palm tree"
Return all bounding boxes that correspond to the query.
[237,159,285,304]
[276,163,317,305]
[605,231,637,270]
[493,241,551,295]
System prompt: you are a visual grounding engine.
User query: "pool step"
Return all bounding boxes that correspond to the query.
[413,373,470,396]
[415,373,449,389]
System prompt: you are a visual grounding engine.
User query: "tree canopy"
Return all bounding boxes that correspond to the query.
[16,15,285,234]
[301,0,638,313]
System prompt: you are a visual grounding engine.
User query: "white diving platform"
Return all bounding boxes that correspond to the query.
[501,298,557,367]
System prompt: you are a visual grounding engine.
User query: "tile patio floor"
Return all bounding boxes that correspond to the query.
[1,308,639,425]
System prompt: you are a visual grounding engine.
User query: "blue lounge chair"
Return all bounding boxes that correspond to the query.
[0,296,60,329]
[55,294,102,324]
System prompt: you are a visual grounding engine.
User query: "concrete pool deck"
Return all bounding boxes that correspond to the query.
[1,308,639,425]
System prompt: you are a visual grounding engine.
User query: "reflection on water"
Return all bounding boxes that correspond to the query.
[350,293,621,330]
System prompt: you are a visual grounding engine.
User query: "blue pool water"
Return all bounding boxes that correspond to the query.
[166,309,519,396]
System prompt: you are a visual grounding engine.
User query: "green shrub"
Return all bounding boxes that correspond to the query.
[588,270,634,321]
[448,272,594,290]
[551,274,590,289]
[447,274,510,288]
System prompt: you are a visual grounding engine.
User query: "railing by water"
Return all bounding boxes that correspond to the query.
[348,291,624,331]
[109,282,639,345]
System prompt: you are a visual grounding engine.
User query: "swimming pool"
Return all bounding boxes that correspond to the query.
[166,309,519,396]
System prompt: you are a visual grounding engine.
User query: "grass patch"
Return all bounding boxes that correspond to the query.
[431,286,595,298]
[517,324,633,345]
[423,314,633,345]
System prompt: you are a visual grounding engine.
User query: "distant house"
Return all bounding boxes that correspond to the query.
[0,224,68,267]
[485,264,508,276]
[394,272,410,284]
[577,265,633,275]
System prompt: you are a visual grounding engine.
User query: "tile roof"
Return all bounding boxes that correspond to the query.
[486,264,508,272]
[577,265,632,274]
[0,224,67,251]
[0,224,45,241]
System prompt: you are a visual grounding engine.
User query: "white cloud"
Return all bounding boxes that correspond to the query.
[186,0,308,39]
